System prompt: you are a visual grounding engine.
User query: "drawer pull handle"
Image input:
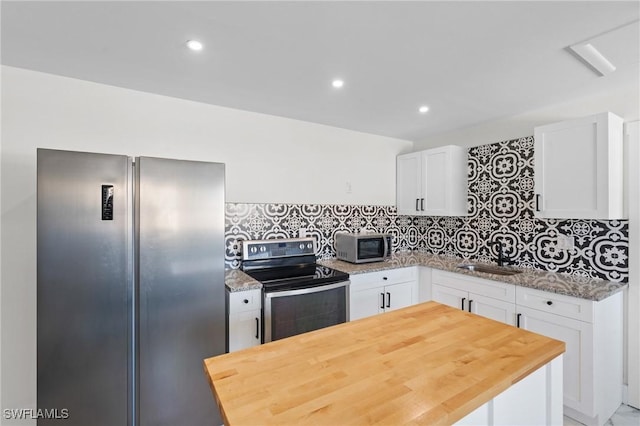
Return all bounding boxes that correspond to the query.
[546,300,553,306]
[243,299,249,304]
[517,313,522,328]
[383,277,388,280]
[255,318,260,340]
[380,293,385,309]
[461,297,466,310]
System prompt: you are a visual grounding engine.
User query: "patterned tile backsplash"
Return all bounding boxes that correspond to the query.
[225,136,628,282]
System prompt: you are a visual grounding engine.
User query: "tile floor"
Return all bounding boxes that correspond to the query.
[563,404,640,425]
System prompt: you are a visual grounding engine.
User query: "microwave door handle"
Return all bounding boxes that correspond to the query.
[384,236,389,257]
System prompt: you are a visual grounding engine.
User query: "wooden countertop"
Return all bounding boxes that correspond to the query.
[204,302,565,425]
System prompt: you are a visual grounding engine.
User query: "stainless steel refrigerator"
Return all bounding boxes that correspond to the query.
[37,149,226,426]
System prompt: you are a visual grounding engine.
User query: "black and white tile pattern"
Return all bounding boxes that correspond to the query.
[461,136,628,282]
[225,203,398,268]
[225,136,628,282]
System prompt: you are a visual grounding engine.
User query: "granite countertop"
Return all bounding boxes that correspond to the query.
[224,269,261,292]
[226,252,627,301]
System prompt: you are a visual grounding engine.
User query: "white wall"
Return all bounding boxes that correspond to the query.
[0,66,412,422]
[414,84,640,149]
[0,22,4,421]
[627,121,639,408]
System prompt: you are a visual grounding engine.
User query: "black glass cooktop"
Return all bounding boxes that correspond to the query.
[243,263,349,291]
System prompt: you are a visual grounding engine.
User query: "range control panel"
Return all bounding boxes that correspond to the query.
[242,237,316,260]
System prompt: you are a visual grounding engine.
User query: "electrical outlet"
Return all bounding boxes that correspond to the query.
[556,234,575,250]
[345,181,352,194]
[298,228,307,238]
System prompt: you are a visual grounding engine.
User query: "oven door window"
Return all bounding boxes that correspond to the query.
[267,285,347,342]
[357,238,384,259]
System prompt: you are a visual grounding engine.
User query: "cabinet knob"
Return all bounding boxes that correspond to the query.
[383,277,388,280]
[546,300,553,306]
[243,299,249,304]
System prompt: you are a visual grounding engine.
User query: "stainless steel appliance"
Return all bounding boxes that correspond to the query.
[241,238,350,343]
[37,149,225,426]
[335,232,393,264]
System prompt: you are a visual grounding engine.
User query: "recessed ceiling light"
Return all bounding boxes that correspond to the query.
[186,40,203,51]
[332,79,344,88]
[418,105,430,113]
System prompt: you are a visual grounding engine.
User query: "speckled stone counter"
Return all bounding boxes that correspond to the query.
[319,252,626,302]
[224,269,261,292]
[226,252,626,301]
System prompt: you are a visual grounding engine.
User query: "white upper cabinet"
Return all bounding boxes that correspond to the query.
[396,145,468,216]
[396,152,422,215]
[534,112,625,219]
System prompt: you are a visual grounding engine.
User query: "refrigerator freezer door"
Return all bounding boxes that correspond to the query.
[37,149,132,426]
[136,157,225,426]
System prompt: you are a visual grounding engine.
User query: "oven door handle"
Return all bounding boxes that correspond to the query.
[263,280,350,298]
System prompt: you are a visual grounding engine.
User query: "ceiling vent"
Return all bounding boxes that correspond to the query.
[568,42,616,76]
[567,20,639,77]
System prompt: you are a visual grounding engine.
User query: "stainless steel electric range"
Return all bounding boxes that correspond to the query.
[241,237,350,343]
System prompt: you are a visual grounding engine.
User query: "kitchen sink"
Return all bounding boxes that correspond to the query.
[456,263,522,276]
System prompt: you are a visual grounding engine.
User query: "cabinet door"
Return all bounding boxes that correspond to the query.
[517,306,593,415]
[228,310,261,352]
[432,283,467,311]
[534,112,624,219]
[384,281,414,312]
[350,286,384,321]
[422,146,468,216]
[469,293,516,325]
[421,148,448,215]
[396,153,422,215]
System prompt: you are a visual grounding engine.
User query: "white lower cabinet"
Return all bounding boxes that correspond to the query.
[349,267,418,321]
[431,270,516,325]
[431,269,623,426]
[470,294,517,325]
[432,282,468,310]
[516,305,591,417]
[227,289,262,352]
[516,286,623,426]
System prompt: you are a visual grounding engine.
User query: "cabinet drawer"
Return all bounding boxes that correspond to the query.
[516,286,593,323]
[349,267,417,291]
[228,289,262,313]
[432,270,515,303]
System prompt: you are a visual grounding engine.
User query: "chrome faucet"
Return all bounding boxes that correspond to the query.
[487,241,510,266]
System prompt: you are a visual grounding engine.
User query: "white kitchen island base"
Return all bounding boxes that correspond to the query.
[456,355,563,426]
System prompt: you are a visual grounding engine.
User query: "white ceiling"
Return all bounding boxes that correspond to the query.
[2,1,639,142]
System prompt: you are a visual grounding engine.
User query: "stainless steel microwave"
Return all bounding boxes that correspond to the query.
[335,233,392,264]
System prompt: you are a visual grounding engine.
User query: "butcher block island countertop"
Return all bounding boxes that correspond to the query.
[204,302,565,425]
